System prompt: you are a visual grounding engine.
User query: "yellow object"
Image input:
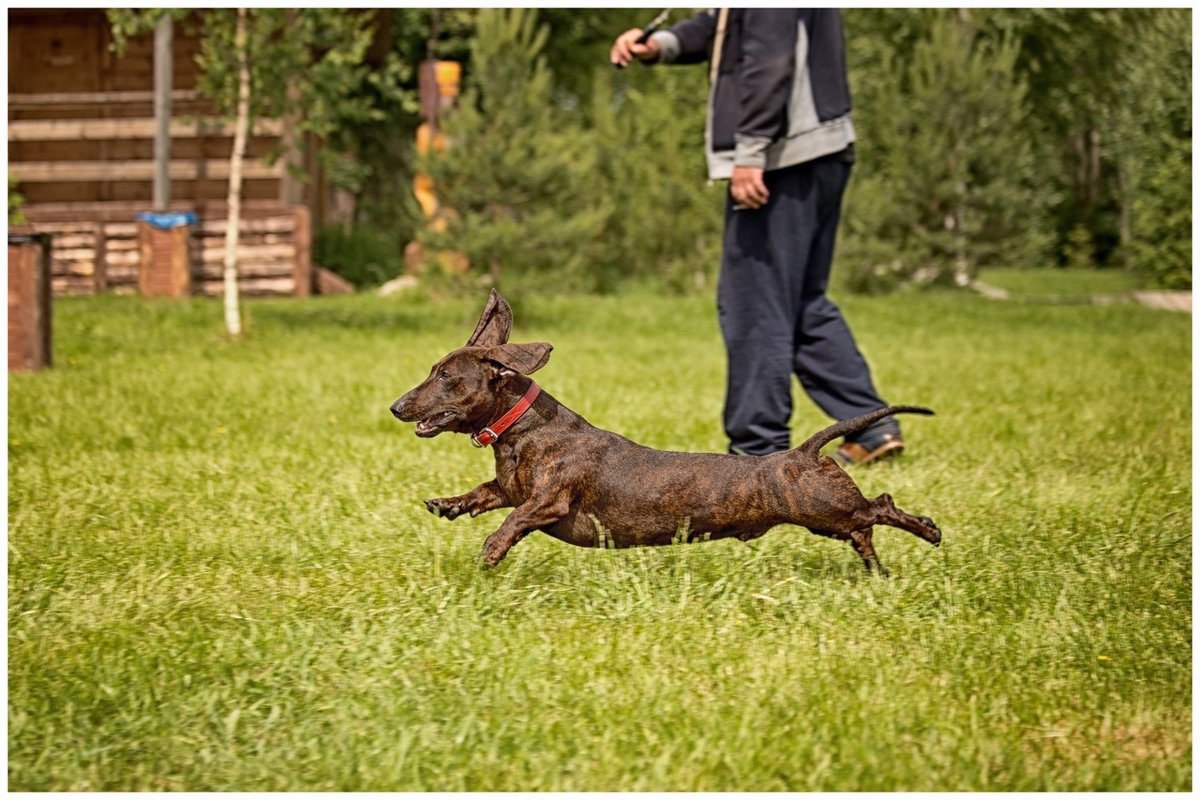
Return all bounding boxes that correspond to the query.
[435,61,461,99]
[417,61,463,242]
[415,122,447,157]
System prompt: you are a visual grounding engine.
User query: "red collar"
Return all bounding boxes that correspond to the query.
[471,382,541,447]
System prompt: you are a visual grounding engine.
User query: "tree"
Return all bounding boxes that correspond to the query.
[221,8,250,336]
[417,9,609,290]
[841,10,1054,292]
[110,9,403,331]
[586,61,723,292]
[1109,9,1191,288]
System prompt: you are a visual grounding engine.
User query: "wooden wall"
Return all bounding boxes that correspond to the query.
[8,9,313,297]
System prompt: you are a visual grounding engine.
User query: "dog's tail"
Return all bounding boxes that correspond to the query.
[796,406,934,458]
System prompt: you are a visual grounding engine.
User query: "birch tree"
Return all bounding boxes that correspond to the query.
[221,8,250,336]
[109,9,402,331]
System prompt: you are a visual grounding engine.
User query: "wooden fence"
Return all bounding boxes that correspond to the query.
[12,203,311,298]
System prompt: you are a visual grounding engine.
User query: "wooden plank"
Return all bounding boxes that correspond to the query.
[55,260,95,277]
[53,247,97,261]
[22,199,294,222]
[38,234,93,249]
[196,215,295,235]
[194,263,296,280]
[193,276,295,297]
[199,243,294,262]
[8,90,202,106]
[107,252,140,267]
[14,159,284,183]
[8,117,284,141]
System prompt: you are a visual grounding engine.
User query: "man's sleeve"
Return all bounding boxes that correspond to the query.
[734,10,799,169]
[649,10,716,66]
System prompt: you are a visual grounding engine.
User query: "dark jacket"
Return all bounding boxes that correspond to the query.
[650,9,855,179]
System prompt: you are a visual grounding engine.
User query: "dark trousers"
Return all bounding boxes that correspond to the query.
[717,159,890,455]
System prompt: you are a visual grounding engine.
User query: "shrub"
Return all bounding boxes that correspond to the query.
[312,224,404,288]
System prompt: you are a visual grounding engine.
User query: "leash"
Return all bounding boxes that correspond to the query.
[709,8,729,85]
[472,382,541,448]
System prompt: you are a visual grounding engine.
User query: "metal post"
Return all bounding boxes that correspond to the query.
[153,14,173,211]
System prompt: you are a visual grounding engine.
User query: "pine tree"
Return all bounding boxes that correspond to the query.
[1110,9,1192,289]
[418,9,610,289]
[841,10,1055,291]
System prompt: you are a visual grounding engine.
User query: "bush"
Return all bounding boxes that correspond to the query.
[9,176,26,225]
[312,224,404,288]
[842,13,1055,292]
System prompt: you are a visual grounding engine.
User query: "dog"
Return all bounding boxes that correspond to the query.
[391,290,941,574]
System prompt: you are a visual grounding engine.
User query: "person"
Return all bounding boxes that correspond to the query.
[611,9,903,464]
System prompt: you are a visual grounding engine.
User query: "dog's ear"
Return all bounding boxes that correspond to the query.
[466,289,512,347]
[485,342,552,377]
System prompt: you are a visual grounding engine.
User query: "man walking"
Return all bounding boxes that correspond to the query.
[611,9,903,464]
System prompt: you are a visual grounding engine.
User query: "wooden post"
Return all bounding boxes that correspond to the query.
[153,14,173,211]
[93,222,109,293]
[137,221,191,298]
[292,205,311,297]
[8,234,52,372]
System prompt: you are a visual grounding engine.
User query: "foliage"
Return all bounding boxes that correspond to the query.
[1108,9,1192,289]
[841,11,1055,292]
[108,9,405,196]
[416,10,721,293]
[417,10,610,290]
[586,65,724,293]
[8,291,1191,790]
[313,224,405,288]
[9,174,27,224]
[107,9,1191,293]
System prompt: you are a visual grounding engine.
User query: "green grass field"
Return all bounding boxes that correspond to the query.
[8,288,1191,790]
[975,267,1149,299]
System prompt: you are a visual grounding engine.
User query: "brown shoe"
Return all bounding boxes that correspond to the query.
[834,432,905,466]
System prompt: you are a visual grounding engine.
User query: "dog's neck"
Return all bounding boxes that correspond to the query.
[472,379,541,448]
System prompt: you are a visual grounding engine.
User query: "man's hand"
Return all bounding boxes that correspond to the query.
[730,166,770,210]
[610,28,661,68]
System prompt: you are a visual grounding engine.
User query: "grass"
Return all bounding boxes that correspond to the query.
[8,287,1191,791]
[975,267,1149,299]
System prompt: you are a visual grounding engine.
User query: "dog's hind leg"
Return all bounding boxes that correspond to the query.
[864,493,941,547]
[809,527,886,575]
[847,528,889,576]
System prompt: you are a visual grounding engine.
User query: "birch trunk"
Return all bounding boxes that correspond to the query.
[222,8,250,337]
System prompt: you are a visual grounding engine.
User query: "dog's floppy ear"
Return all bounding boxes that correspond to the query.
[466,289,512,347]
[485,342,552,376]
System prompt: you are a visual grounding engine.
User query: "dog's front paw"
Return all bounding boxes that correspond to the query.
[479,535,510,568]
[424,497,466,520]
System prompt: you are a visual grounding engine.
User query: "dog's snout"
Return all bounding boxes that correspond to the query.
[390,398,407,420]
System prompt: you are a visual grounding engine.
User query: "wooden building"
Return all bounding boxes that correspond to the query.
[8,9,314,297]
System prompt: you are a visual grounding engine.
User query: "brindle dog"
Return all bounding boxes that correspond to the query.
[391,290,941,574]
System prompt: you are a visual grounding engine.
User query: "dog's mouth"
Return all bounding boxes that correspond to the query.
[415,411,456,437]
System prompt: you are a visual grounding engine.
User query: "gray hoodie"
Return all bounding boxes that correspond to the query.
[650,9,856,180]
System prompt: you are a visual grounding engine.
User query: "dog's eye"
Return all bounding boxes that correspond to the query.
[437,369,451,381]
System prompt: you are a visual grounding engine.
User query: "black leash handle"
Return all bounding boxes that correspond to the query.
[614,9,670,69]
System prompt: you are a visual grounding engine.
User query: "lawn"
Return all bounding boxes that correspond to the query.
[8,287,1191,790]
[975,267,1149,299]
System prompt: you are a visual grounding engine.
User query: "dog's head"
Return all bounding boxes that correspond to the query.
[390,290,552,438]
